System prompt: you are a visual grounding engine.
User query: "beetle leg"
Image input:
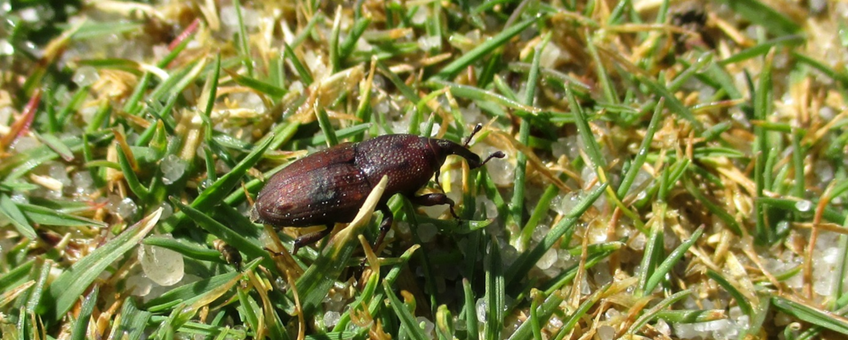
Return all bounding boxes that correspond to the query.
[433,167,446,193]
[372,203,394,253]
[292,224,334,254]
[411,193,459,219]
[429,168,458,218]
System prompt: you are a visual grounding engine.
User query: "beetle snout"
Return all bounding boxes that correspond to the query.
[465,154,483,168]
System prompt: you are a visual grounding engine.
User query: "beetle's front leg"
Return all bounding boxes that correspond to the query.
[410,193,459,219]
[292,224,334,254]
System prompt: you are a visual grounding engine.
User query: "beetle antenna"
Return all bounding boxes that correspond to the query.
[463,124,484,148]
[480,151,506,167]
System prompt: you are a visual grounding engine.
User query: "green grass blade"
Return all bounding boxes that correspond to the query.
[424,2,443,54]
[757,197,845,224]
[76,58,143,76]
[144,270,242,312]
[315,107,339,147]
[339,17,371,61]
[566,86,606,170]
[485,235,505,340]
[638,74,703,132]
[655,309,725,323]
[376,61,420,105]
[754,51,774,244]
[2,135,86,182]
[24,258,51,314]
[510,33,548,239]
[401,198,438,315]
[706,269,754,317]
[637,215,664,296]
[507,288,565,340]
[518,184,558,249]
[57,85,90,126]
[463,279,479,340]
[0,194,37,240]
[720,35,805,65]
[792,52,848,87]
[657,158,690,202]
[43,208,161,321]
[627,289,692,334]
[791,129,805,198]
[283,42,314,85]
[668,52,714,93]
[68,21,143,40]
[505,183,607,291]
[834,223,848,304]
[236,288,260,335]
[116,146,149,202]
[506,62,593,93]
[432,16,539,80]
[772,296,848,335]
[232,0,253,76]
[114,298,151,340]
[436,304,453,340]
[70,287,97,340]
[554,283,611,339]
[682,177,742,235]
[643,225,704,295]
[142,236,225,264]
[586,34,617,104]
[169,198,273,272]
[529,290,543,340]
[617,99,663,198]
[0,260,34,294]
[541,245,619,294]
[291,11,324,48]
[329,7,342,73]
[228,72,287,98]
[34,133,74,162]
[383,280,429,340]
[427,80,541,114]
[714,0,801,36]
[333,245,420,332]
[160,134,273,232]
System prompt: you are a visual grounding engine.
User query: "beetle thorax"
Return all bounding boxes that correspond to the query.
[354,134,439,196]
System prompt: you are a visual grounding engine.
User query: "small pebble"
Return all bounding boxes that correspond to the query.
[72,66,99,87]
[416,317,434,335]
[475,298,487,322]
[535,248,558,270]
[323,311,340,328]
[417,223,438,243]
[138,236,185,286]
[161,154,186,185]
[417,35,441,51]
[116,197,138,219]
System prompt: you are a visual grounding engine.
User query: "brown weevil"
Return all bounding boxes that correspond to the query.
[249,124,505,254]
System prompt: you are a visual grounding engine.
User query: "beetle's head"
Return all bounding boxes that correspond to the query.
[432,138,480,166]
[431,124,506,169]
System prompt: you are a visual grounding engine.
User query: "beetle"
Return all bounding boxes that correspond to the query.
[249,124,505,254]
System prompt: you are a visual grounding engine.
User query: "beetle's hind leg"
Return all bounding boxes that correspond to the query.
[292,224,334,254]
[359,203,395,269]
[372,203,394,253]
